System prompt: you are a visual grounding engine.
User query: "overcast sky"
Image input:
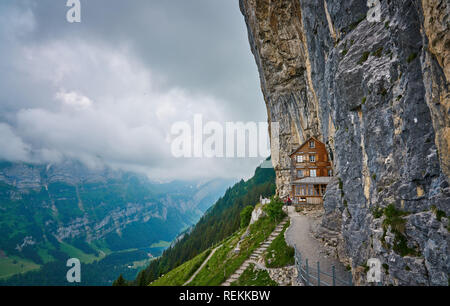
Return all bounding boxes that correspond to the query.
[0,0,269,181]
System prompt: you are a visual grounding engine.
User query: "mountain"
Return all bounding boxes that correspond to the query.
[129,161,276,286]
[0,160,234,285]
[240,0,449,285]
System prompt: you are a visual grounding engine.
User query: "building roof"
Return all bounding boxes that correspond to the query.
[289,136,324,157]
[292,176,333,185]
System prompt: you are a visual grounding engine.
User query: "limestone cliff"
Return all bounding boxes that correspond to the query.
[240,0,449,285]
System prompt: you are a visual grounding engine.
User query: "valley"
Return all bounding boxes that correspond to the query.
[0,161,233,285]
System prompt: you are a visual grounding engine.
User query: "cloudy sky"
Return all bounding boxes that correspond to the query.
[0,0,269,181]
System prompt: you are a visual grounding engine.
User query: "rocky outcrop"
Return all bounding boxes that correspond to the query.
[241,0,449,285]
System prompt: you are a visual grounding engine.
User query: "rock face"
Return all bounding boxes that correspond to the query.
[240,0,449,285]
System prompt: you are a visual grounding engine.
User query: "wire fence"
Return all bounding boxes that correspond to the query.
[295,247,353,286]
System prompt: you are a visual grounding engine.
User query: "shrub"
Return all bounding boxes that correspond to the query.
[373,47,384,58]
[407,53,417,63]
[349,16,365,31]
[358,51,370,65]
[240,206,254,228]
[372,206,383,219]
[382,205,417,257]
[263,197,286,222]
[435,210,447,222]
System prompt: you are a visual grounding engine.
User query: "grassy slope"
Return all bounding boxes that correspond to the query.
[231,264,278,286]
[150,249,212,286]
[264,220,295,268]
[133,164,276,286]
[59,242,106,264]
[144,198,289,287]
[0,256,41,280]
[189,214,279,286]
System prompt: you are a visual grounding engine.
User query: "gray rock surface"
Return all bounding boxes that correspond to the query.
[240,0,449,285]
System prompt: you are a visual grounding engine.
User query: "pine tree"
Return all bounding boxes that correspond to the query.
[112,274,127,286]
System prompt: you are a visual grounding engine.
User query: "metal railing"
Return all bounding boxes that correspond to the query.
[295,248,353,286]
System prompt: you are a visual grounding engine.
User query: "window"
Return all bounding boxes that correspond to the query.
[297,185,306,196]
[309,141,315,148]
[310,155,316,162]
[310,169,317,177]
[314,185,321,196]
[328,169,333,177]
[297,170,304,178]
[297,155,303,163]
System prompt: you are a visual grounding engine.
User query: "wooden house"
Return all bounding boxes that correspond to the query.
[289,137,333,205]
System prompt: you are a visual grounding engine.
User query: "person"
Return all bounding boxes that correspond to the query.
[287,197,292,206]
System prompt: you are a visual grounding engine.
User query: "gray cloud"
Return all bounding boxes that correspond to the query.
[0,0,268,181]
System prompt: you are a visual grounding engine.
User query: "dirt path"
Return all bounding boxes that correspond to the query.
[285,207,350,286]
[183,245,222,286]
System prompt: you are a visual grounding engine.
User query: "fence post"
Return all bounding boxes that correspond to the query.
[317,261,320,286]
[332,266,336,286]
[305,258,309,286]
[298,252,302,283]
